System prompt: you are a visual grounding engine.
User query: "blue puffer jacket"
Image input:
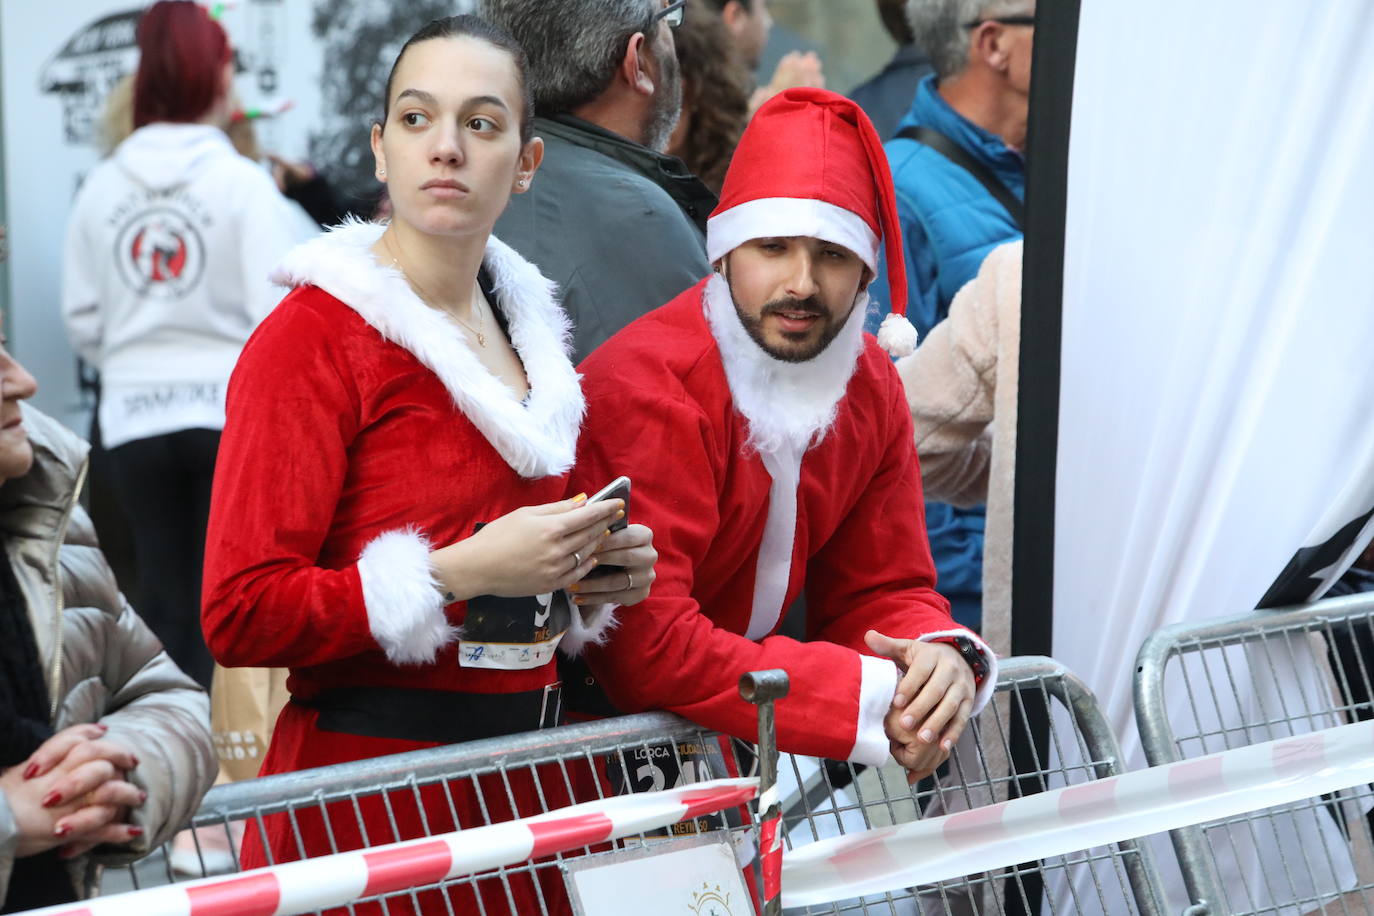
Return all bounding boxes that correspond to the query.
[866,74,1025,632]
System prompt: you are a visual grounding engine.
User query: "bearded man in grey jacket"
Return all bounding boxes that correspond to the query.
[484,0,717,361]
[0,336,216,908]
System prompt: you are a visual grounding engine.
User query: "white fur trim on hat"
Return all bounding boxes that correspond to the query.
[707,197,881,271]
[357,527,457,666]
[877,312,919,357]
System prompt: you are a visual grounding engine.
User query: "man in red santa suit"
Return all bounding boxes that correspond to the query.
[570,87,997,778]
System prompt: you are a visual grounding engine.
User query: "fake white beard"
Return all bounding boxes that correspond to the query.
[702,271,870,457]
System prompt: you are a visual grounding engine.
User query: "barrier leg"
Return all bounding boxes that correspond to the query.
[741,669,789,916]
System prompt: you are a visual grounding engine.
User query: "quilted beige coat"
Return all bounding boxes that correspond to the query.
[0,405,216,900]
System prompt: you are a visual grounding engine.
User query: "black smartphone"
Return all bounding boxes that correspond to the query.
[586,476,631,572]
[587,475,631,533]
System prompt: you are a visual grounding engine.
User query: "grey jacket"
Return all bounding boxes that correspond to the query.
[0,406,216,901]
[495,114,717,362]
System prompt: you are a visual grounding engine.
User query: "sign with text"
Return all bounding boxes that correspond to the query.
[566,837,752,916]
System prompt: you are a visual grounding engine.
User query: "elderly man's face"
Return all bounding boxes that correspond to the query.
[723,236,867,362]
[1003,2,1036,94]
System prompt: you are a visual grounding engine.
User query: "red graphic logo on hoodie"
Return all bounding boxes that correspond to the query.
[114,207,205,298]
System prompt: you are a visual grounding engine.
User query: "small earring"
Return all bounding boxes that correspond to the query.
[517,178,528,187]
[377,169,386,179]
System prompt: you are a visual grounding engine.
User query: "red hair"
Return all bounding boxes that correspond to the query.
[132,1,232,129]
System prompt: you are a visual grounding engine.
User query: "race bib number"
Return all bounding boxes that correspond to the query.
[459,589,572,670]
[610,738,733,835]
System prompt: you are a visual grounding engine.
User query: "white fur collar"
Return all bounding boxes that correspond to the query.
[703,272,869,455]
[272,221,583,478]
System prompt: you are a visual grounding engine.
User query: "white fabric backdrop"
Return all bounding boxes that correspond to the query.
[1051,0,1374,911]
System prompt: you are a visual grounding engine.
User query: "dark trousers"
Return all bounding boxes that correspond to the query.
[106,428,219,689]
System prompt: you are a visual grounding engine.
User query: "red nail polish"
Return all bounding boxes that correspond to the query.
[127,826,144,837]
[57,846,78,859]
[54,824,71,838]
[42,791,62,807]
[21,762,38,780]
[96,723,109,732]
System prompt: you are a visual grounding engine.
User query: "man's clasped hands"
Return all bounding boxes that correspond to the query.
[865,630,977,784]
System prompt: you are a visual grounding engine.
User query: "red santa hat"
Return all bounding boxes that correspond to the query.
[706,87,918,357]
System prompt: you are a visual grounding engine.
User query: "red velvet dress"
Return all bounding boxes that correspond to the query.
[202,224,603,913]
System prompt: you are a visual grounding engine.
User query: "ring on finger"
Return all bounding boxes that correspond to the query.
[573,551,582,567]
[626,571,634,590]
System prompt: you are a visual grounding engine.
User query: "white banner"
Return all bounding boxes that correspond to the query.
[1052,0,1374,911]
[782,721,1374,907]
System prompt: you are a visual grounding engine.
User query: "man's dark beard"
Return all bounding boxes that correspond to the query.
[734,294,845,363]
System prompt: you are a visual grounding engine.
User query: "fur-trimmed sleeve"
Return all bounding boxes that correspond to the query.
[202,293,452,668]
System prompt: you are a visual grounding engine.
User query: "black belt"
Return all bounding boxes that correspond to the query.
[293,683,562,744]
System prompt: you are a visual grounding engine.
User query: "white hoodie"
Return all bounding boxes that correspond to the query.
[61,123,315,448]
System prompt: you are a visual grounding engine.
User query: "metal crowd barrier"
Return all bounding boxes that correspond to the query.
[97,705,767,914]
[777,656,1167,916]
[88,657,1186,915]
[1135,591,1374,916]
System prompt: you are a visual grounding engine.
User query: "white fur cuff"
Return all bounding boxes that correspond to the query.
[917,628,999,715]
[558,600,619,657]
[357,527,456,665]
[848,654,900,766]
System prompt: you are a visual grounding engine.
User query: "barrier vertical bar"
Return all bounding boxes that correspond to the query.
[741,669,790,916]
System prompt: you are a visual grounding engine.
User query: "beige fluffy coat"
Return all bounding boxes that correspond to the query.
[897,240,1022,658]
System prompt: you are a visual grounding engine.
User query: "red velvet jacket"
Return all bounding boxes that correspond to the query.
[571,276,995,765]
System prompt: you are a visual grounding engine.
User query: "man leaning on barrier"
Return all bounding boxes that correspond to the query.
[570,88,997,780]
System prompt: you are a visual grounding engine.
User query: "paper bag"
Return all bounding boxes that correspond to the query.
[210,665,290,783]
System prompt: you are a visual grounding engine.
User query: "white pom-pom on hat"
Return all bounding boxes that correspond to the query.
[877,312,919,358]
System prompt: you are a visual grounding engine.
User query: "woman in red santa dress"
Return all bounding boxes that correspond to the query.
[200,15,657,914]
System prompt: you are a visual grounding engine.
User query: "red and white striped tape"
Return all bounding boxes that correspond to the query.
[782,719,1374,907]
[22,778,758,916]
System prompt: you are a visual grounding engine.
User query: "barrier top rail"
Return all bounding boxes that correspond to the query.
[201,658,1092,828]
[197,710,716,822]
[1133,591,1374,767]
[1136,591,1374,656]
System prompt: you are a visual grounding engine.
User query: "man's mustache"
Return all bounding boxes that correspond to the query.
[760,296,826,318]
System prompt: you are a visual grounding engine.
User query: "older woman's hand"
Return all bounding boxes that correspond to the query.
[1,724,146,858]
[569,523,657,607]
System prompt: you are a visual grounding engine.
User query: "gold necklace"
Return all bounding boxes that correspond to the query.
[384,232,488,348]
[444,283,488,348]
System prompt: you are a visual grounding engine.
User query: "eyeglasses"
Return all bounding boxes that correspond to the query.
[962,14,1036,28]
[654,0,687,29]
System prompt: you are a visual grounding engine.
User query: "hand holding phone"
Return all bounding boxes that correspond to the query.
[569,476,656,606]
[588,476,631,533]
